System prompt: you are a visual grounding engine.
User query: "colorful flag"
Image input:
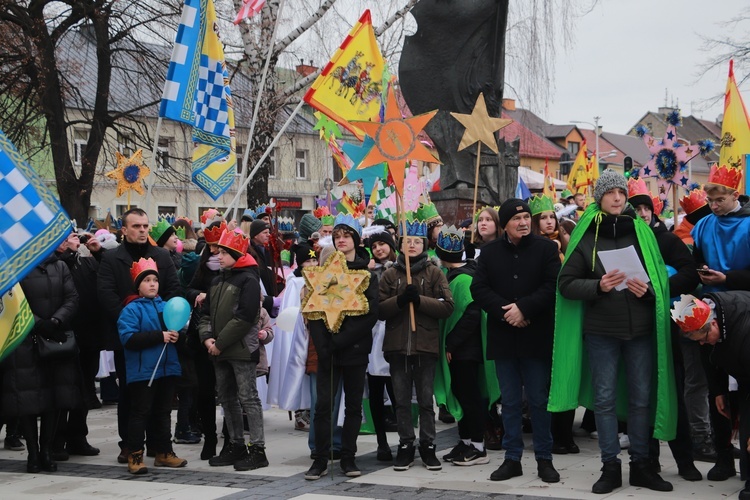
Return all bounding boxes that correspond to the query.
[370,177,396,208]
[0,129,71,298]
[303,10,385,139]
[567,141,590,193]
[587,153,600,184]
[160,0,236,200]
[542,158,556,199]
[719,60,750,194]
[233,0,266,24]
[0,284,34,363]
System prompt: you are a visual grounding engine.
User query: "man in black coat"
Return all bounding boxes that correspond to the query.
[672,291,750,500]
[471,198,561,484]
[98,208,181,462]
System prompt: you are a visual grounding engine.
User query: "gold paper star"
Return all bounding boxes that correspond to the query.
[351,85,439,194]
[301,251,371,333]
[106,149,151,197]
[450,93,512,154]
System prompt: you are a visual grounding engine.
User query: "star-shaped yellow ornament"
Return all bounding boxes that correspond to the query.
[450,93,512,154]
[301,251,370,333]
[106,149,151,197]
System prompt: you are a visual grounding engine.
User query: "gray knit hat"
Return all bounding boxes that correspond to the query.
[298,213,322,241]
[593,169,628,204]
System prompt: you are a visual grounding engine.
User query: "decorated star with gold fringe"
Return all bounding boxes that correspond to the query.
[301,251,370,333]
[450,93,512,154]
[106,149,151,197]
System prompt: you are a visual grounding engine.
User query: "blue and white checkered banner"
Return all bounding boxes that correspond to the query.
[0,129,71,297]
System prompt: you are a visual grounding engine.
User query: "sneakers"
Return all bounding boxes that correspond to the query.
[629,460,673,491]
[234,445,269,471]
[294,410,310,432]
[128,449,148,475]
[305,458,328,480]
[4,435,25,451]
[592,461,622,494]
[419,443,442,470]
[490,459,523,481]
[453,444,489,466]
[537,459,560,483]
[393,442,415,471]
[677,461,703,481]
[208,441,248,467]
[376,444,392,462]
[117,446,130,464]
[442,441,469,462]
[154,451,188,468]
[340,457,361,477]
[174,427,201,444]
[66,440,100,456]
[707,450,737,481]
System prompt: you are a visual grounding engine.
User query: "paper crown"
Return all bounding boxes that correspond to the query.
[241,208,256,220]
[707,164,742,191]
[314,206,335,226]
[416,202,442,226]
[278,216,295,233]
[255,204,273,219]
[203,220,227,245]
[400,212,428,238]
[473,205,501,222]
[627,178,650,199]
[529,194,554,216]
[149,219,173,243]
[200,208,223,228]
[560,189,573,199]
[679,189,708,214]
[130,257,158,284]
[176,216,193,227]
[333,213,362,236]
[670,294,714,332]
[652,196,664,216]
[436,225,464,254]
[218,228,249,255]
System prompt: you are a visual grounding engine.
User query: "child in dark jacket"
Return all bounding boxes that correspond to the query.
[117,258,186,474]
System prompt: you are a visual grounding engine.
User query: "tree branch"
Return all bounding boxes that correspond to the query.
[273,0,337,55]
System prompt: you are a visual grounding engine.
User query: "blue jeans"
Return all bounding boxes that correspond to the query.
[495,357,553,461]
[585,333,653,463]
[386,353,437,446]
[308,372,342,453]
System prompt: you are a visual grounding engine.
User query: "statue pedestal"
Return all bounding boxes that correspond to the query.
[431,187,495,225]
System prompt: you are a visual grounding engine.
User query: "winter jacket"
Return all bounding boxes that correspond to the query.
[98,241,182,350]
[250,242,278,315]
[471,233,560,360]
[2,255,82,417]
[198,254,262,362]
[692,203,750,291]
[379,253,454,357]
[178,251,201,288]
[252,307,274,375]
[309,248,379,367]
[558,211,656,340]
[444,261,483,362]
[56,249,104,352]
[117,296,182,384]
[700,291,750,396]
[650,216,699,297]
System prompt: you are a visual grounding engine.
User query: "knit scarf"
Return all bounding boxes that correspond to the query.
[547,203,677,441]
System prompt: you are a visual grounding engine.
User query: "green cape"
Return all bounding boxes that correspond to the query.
[547,204,677,441]
[435,272,501,420]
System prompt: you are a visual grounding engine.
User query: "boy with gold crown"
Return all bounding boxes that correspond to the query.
[117,258,186,474]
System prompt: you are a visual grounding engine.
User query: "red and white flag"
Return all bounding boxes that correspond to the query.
[233,0,265,24]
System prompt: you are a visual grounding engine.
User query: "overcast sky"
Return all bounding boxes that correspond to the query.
[541,0,749,135]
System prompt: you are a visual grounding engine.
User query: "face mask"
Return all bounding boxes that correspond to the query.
[206,254,221,271]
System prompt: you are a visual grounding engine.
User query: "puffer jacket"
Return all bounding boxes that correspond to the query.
[198,254,261,362]
[117,296,182,384]
[379,253,454,356]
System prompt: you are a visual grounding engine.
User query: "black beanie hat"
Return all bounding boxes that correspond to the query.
[367,229,397,255]
[134,269,158,291]
[497,198,531,229]
[291,242,317,270]
[250,219,271,239]
[628,194,654,213]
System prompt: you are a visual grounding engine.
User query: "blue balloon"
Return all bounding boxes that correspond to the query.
[164,297,191,331]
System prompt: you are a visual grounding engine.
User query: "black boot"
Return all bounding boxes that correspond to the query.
[592,461,622,494]
[201,434,217,460]
[629,460,672,491]
[19,416,40,474]
[707,450,737,481]
[39,412,58,472]
[739,480,750,500]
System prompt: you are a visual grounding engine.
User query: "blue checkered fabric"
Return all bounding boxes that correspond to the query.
[194,55,229,139]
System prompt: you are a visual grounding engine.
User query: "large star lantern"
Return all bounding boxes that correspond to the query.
[106,149,151,197]
[339,136,387,193]
[301,251,371,333]
[450,92,512,154]
[351,85,439,194]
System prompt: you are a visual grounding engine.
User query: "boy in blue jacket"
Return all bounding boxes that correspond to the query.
[118,258,187,474]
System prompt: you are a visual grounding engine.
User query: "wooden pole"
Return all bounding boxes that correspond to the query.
[397,193,416,332]
[471,142,482,243]
[673,185,679,230]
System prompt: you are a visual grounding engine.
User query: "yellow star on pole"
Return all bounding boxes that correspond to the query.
[301,251,371,333]
[450,93,512,153]
[105,149,151,197]
[351,85,439,195]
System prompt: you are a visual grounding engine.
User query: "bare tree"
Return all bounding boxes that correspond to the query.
[699,6,750,86]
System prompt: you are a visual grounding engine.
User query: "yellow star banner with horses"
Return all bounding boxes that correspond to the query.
[303,10,385,140]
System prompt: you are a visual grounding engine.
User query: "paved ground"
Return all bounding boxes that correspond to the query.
[0,405,744,499]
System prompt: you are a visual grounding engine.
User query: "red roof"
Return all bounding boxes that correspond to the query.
[498,112,566,159]
[579,129,625,165]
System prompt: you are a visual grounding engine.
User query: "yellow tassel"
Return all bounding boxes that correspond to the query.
[591,211,603,272]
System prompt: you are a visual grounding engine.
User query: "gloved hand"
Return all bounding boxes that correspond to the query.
[271,295,282,318]
[36,319,66,342]
[397,284,420,308]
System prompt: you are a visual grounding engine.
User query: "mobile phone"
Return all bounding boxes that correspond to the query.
[696,268,711,274]
[79,234,90,244]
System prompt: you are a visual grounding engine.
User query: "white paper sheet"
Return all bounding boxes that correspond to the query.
[596,245,649,291]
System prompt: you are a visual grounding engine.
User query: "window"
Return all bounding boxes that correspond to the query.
[567,141,580,156]
[73,129,88,167]
[116,204,137,217]
[295,150,308,179]
[158,206,177,217]
[268,148,277,178]
[332,156,343,183]
[156,138,170,170]
[117,133,134,156]
[235,144,244,175]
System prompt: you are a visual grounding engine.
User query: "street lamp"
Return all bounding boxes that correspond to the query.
[571,116,603,172]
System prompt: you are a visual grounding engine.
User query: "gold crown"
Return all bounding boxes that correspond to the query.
[130,257,158,284]
[203,221,227,245]
[679,189,707,214]
[218,228,249,255]
[707,164,742,191]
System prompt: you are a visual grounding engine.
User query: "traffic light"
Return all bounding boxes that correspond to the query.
[623,156,633,178]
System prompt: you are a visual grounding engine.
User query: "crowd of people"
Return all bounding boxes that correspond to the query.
[2,165,750,498]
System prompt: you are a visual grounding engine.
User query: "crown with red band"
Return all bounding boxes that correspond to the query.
[200,208,223,229]
[218,228,249,256]
[670,294,714,332]
[627,178,650,199]
[679,189,707,215]
[130,257,158,284]
[203,221,227,245]
[707,164,742,191]
[652,196,664,216]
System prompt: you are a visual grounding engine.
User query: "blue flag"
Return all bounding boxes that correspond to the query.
[515,176,531,201]
[0,130,71,297]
